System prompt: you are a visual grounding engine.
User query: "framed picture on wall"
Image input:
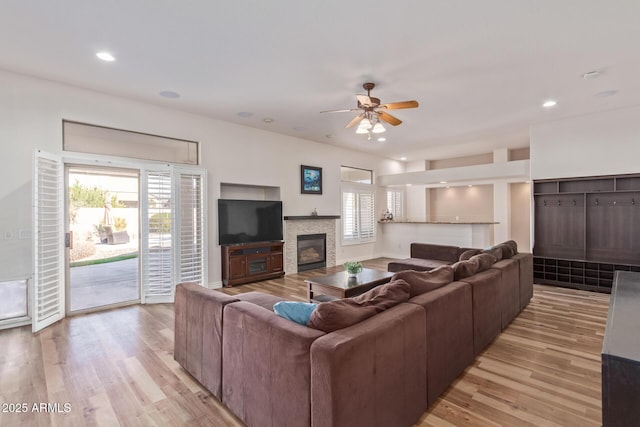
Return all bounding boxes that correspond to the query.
[301,165,322,194]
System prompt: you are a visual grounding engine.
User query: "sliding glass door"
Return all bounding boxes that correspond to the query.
[66,166,140,313]
[33,151,207,331]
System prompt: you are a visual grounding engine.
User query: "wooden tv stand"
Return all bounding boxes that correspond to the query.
[221,241,285,287]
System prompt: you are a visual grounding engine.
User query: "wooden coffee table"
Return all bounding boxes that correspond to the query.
[305,268,394,303]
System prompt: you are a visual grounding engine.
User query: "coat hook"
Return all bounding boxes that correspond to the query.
[557,200,561,206]
[543,200,547,206]
[595,198,599,205]
[573,199,576,206]
[613,201,617,205]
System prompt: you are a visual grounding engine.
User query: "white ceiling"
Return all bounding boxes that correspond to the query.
[1,1,639,161]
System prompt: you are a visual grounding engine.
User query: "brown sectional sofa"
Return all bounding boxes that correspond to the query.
[174,241,533,427]
[388,241,533,329]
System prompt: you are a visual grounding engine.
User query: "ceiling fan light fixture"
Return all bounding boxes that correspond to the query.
[372,122,386,133]
[358,117,372,130]
[355,127,369,134]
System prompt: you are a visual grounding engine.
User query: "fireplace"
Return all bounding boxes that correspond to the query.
[297,233,327,272]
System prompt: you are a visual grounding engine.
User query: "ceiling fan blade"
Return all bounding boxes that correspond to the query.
[320,108,360,114]
[345,113,364,128]
[356,94,373,107]
[380,100,419,110]
[378,111,403,126]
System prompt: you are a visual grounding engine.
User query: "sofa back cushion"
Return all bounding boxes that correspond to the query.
[391,265,454,298]
[493,240,518,259]
[451,258,480,280]
[411,243,460,263]
[481,246,503,261]
[308,279,410,332]
[469,253,497,272]
[459,249,482,261]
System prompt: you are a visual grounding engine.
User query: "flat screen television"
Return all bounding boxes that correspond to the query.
[218,199,283,245]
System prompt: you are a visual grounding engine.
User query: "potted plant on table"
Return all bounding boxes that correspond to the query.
[344,261,363,278]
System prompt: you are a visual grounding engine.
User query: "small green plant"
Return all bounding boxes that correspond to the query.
[343,261,363,275]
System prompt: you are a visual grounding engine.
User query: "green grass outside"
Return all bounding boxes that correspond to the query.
[70,252,139,268]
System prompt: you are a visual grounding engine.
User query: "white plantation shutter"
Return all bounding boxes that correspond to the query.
[141,169,174,303]
[386,190,404,220]
[176,169,207,285]
[342,192,357,240]
[141,166,207,303]
[359,192,375,240]
[342,184,376,244]
[33,151,64,332]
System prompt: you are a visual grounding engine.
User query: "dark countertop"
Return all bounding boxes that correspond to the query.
[602,270,640,361]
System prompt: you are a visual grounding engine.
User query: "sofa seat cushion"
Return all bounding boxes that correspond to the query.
[237,291,285,311]
[391,265,454,297]
[308,279,411,332]
[387,258,452,273]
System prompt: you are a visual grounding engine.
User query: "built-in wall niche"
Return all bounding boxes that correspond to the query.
[220,183,281,201]
[429,184,494,222]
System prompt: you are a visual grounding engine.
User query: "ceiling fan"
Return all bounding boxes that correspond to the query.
[321,82,419,138]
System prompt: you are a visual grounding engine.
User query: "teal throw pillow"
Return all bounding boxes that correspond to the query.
[273,301,317,326]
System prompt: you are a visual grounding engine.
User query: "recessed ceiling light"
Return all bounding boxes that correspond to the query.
[440,181,447,184]
[468,185,473,187]
[159,90,180,99]
[96,51,115,62]
[582,70,600,79]
[237,111,253,118]
[400,157,407,161]
[542,100,557,108]
[378,137,386,142]
[263,118,274,123]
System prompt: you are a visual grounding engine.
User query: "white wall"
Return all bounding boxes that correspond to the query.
[429,185,494,222]
[509,182,531,251]
[0,70,404,286]
[530,105,640,180]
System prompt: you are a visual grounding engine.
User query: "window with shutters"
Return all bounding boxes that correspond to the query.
[386,189,404,220]
[342,183,376,245]
[177,171,206,284]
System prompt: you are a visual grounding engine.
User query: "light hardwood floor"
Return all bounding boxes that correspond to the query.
[0,258,610,426]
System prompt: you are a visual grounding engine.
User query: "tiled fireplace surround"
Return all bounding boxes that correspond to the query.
[284,216,338,274]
